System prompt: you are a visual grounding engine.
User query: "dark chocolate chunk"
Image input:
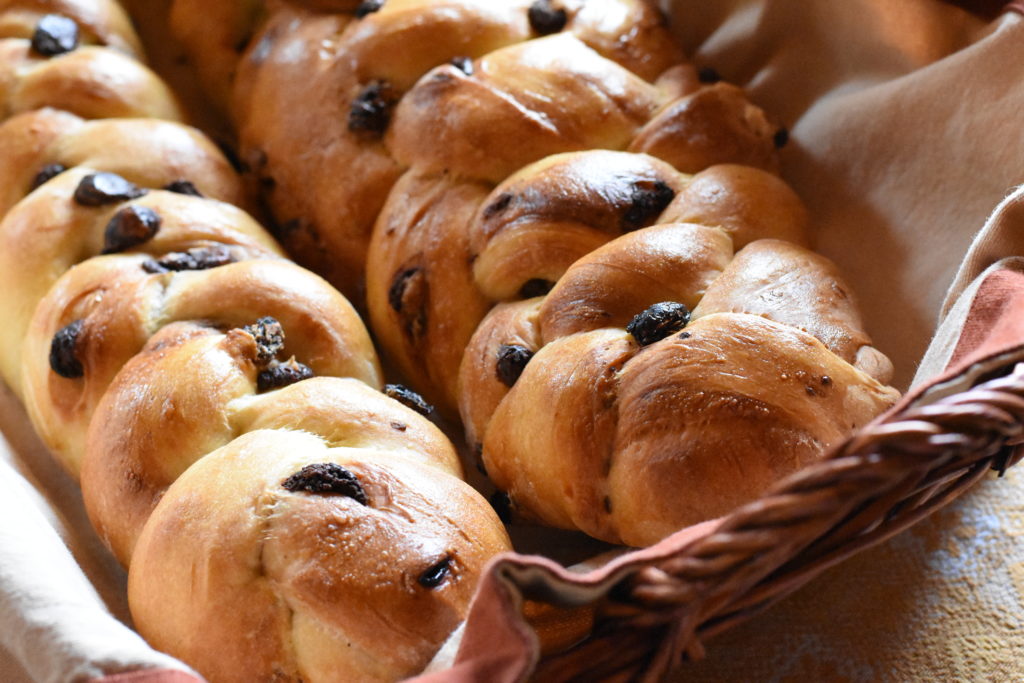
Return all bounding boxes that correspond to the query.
[528,0,567,35]
[101,205,161,254]
[349,81,396,136]
[49,319,85,378]
[142,245,236,273]
[163,179,204,197]
[30,164,67,191]
[257,358,314,392]
[821,375,832,386]
[621,179,675,231]
[281,463,368,504]
[774,127,790,149]
[355,0,385,18]
[626,302,691,347]
[74,173,146,206]
[389,421,407,432]
[418,556,452,589]
[242,317,285,365]
[450,56,473,75]
[31,15,79,57]
[697,66,721,84]
[495,344,533,387]
[384,383,433,416]
[519,278,553,299]
[483,193,513,219]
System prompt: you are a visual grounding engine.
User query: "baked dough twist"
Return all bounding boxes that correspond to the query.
[169,0,899,546]
[173,0,788,414]
[460,220,899,545]
[0,3,511,680]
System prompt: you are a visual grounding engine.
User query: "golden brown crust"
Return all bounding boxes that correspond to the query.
[0,0,143,55]
[693,239,893,383]
[469,151,688,301]
[460,224,899,545]
[0,110,246,217]
[366,171,492,413]
[479,314,898,546]
[658,163,811,248]
[630,82,781,174]
[129,430,511,682]
[0,5,512,681]
[174,0,794,420]
[0,41,182,120]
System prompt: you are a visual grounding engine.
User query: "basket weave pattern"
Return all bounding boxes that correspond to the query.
[533,362,1024,680]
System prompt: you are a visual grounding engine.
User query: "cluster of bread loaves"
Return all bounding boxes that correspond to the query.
[172,0,901,548]
[0,1,512,681]
[0,0,904,680]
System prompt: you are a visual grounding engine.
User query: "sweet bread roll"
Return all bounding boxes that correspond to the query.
[0,2,180,119]
[188,0,763,313]
[460,225,899,545]
[0,5,512,680]
[0,0,143,56]
[130,428,510,683]
[370,151,804,413]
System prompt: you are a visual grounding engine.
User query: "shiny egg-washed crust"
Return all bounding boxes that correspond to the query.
[171,1,782,408]
[0,1,180,119]
[0,4,511,681]
[459,223,899,546]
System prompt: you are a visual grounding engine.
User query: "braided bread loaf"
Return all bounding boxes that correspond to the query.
[460,207,899,545]
[0,2,511,680]
[169,0,900,548]
[172,0,787,417]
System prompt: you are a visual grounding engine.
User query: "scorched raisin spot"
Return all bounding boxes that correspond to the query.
[349,81,396,136]
[355,0,385,18]
[496,344,533,387]
[101,205,161,253]
[384,384,434,417]
[74,173,146,206]
[242,317,285,365]
[282,463,368,504]
[142,245,236,273]
[528,0,567,35]
[418,556,452,589]
[519,278,553,299]
[257,358,314,392]
[49,319,85,378]
[163,179,204,197]
[30,164,66,191]
[31,15,79,57]
[626,302,691,347]
[621,180,675,231]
